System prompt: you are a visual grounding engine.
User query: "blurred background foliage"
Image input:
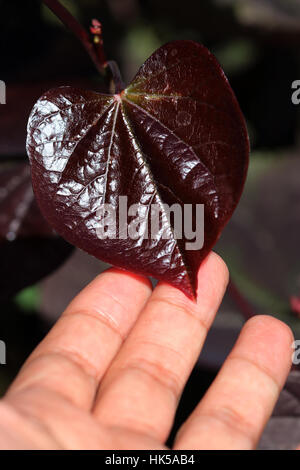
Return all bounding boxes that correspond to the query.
[0,0,300,443]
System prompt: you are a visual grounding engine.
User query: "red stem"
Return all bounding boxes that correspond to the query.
[42,0,107,76]
[228,279,256,321]
[106,60,125,94]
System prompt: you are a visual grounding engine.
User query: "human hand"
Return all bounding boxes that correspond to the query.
[0,253,293,449]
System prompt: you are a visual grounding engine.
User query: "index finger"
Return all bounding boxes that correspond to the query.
[6,268,152,410]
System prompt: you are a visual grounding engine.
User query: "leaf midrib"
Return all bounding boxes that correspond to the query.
[120,100,193,290]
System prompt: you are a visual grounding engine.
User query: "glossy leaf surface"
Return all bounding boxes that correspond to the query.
[27,41,249,297]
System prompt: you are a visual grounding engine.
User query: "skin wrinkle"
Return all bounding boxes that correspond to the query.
[226,355,282,392]
[16,349,96,385]
[204,404,261,441]
[6,388,97,450]
[127,337,188,373]
[65,307,124,340]
[97,351,181,407]
[63,272,152,340]
[9,381,85,417]
[107,418,168,445]
[3,395,63,449]
[106,424,167,450]
[37,349,99,387]
[119,359,180,405]
[146,296,209,333]
[111,338,189,402]
[175,410,255,449]
[7,352,97,407]
[96,365,178,444]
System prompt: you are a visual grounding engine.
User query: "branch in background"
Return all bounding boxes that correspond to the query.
[89,18,107,70]
[42,0,107,76]
[228,279,256,321]
[89,18,125,93]
[42,0,125,93]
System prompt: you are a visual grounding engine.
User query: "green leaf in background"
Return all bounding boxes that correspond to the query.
[14,285,40,313]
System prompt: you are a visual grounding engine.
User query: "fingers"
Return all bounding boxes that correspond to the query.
[6,269,152,411]
[174,315,294,450]
[93,252,229,443]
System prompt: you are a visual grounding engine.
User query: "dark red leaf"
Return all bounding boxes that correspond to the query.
[27,41,249,298]
[0,163,74,298]
[291,296,300,317]
[0,163,51,240]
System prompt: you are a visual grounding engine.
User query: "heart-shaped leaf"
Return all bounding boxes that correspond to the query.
[27,40,249,298]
